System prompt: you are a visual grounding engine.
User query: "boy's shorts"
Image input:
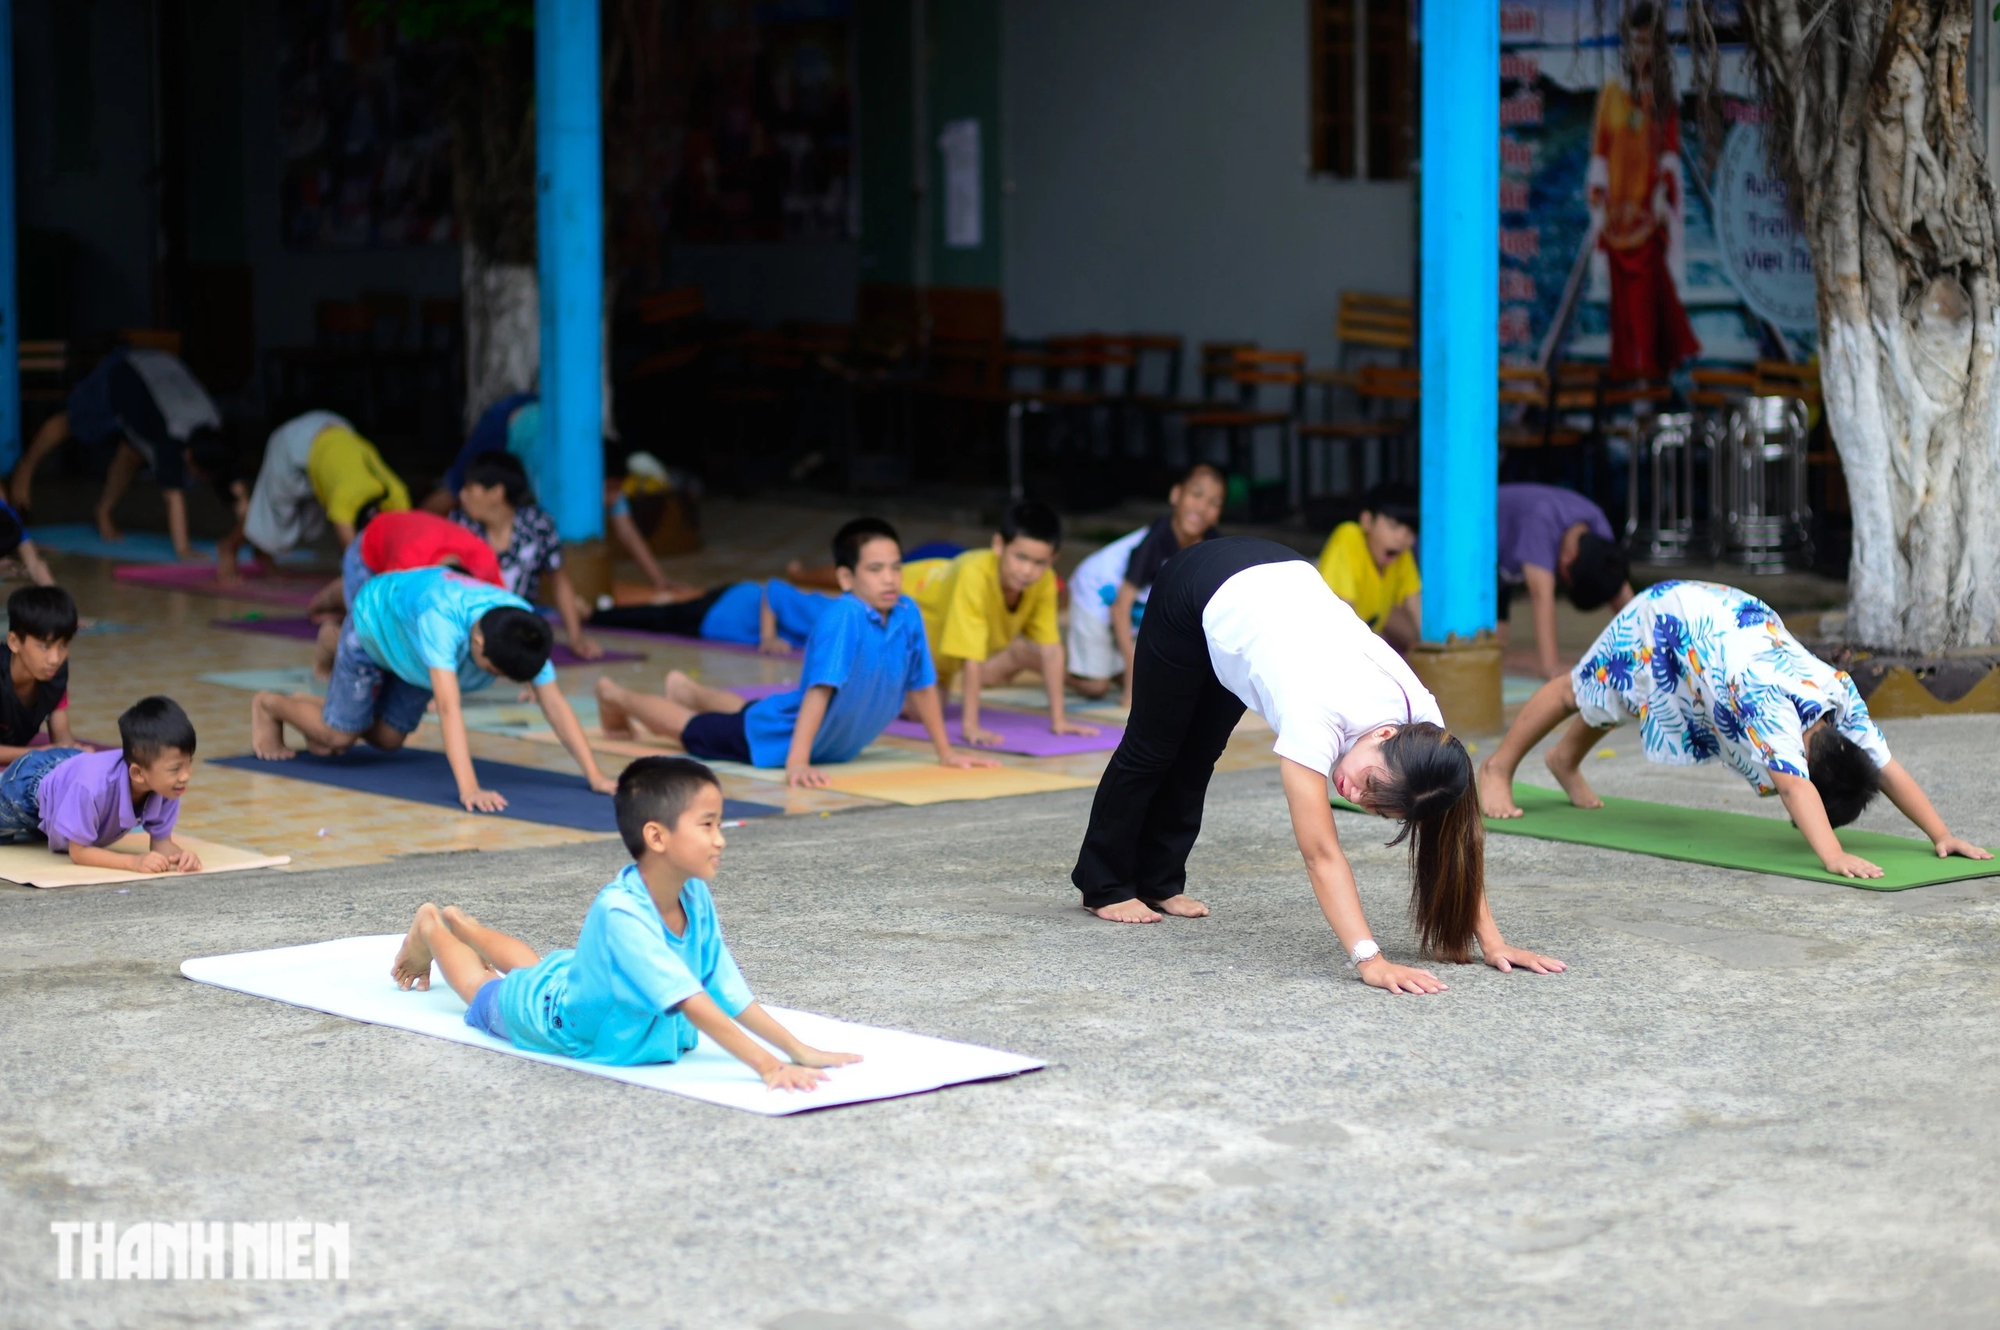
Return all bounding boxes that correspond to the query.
[1065,609,1121,680]
[0,746,82,842]
[322,623,432,738]
[340,537,373,607]
[681,708,751,763]
[463,977,509,1040]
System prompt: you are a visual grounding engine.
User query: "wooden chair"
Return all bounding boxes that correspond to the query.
[1336,291,1414,371]
[1299,362,1417,502]
[1199,341,1258,400]
[1186,348,1304,516]
[116,328,184,356]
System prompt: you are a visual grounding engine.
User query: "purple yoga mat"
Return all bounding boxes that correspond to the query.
[883,703,1122,756]
[212,616,644,667]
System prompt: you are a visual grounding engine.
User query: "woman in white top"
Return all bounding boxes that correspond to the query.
[1072,536,1563,993]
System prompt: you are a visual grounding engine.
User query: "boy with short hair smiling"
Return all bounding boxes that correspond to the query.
[595,518,998,788]
[250,565,616,811]
[1315,481,1423,653]
[0,585,79,763]
[907,500,1095,746]
[0,696,202,873]
[391,756,859,1090]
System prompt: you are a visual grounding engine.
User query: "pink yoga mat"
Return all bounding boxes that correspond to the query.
[213,616,644,667]
[114,563,325,608]
[883,704,1121,756]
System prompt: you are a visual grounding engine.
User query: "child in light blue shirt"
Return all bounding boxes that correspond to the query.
[250,566,616,813]
[391,756,859,1088]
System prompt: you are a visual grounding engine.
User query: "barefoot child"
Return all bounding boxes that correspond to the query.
[906,501,1095,746]
[1066,463,1224,703]
[596,518,1000,788]
[589,576,837,656]
[0,586,79,764]
[450,452,602,661]
[251,566,617,812]
[1478,580,1990,879]
[0,696,202,873]
[391,756,859,1090]
[1495,482,1634,678]
[306,509,507,676]
[221,411,411,583]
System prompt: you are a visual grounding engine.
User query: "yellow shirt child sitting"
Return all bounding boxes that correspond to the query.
[1315,482,1422,652]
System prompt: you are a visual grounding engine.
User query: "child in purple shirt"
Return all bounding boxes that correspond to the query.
[0,696,202,873]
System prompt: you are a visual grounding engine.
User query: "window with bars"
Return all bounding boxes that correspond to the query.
[1310,0,1412,181]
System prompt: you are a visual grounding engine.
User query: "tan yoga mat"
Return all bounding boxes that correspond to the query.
[0,834,291,888]
[808,764,1094,805]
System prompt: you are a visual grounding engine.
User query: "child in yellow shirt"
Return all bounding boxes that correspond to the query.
[905,501,1096,747]
[1315,482,1422,652]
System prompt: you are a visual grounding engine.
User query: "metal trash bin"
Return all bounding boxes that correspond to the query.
[1624,411,1709,564]
[1717,395,1812,570]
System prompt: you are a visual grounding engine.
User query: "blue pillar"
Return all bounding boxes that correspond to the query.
[1417,0,1498,641]
[535,0,603,542]
[0,0,18,478]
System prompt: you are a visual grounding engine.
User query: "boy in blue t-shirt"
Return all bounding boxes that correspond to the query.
[391,756,859,1088]
[250,566,617,812]
[593,518,1000,787]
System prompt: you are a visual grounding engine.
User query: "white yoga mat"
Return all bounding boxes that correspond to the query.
[181,936,1044,1116]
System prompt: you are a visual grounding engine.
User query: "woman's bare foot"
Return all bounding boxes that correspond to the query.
[249,693,297,760]
[1477,759,1523,818]
[1544,748,1603,809]
[1142,894,1209,918]
[391,904,441,990]
[1090,899,1163,924]
[595,677,636,738]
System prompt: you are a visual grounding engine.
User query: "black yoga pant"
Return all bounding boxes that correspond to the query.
[589,585,726,636]
[1071,537,1306,909]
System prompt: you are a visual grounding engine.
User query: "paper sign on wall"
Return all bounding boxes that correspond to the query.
[939,118,983,249]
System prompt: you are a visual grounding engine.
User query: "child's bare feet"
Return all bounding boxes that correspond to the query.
[391,904,440,990]
[1144,894,1209,918]
[94,505,124,543]
[1091,899,1163,923]
[1544,746,1603,809]
[249,692,296,760]
[594,677,635,738]
[1478,758,1523,818]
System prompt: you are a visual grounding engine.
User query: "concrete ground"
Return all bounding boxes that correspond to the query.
[5,712,2000,1328]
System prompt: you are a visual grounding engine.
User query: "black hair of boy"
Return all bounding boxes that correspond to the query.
[354,501,382,534]
[832,517,902,571]
[185,428,239,505]
[465,451,535,508]
[1566,533,1629,611]
[478,607,554,682]
[1001,500,1063,549]
[1182,461,1227,490]
[8,585,78,643]
[1361,481,1421,533]
[615,755,722,857]
[120,696,198,765]
[1807,727,1883,829]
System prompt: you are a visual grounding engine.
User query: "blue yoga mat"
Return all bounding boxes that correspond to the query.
[29,524,319,565]
[211,749,782,829]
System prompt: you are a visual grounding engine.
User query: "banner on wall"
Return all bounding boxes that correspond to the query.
[1498,1,1814,372]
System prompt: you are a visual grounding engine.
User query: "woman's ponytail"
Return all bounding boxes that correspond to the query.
[1374,722,1486,962]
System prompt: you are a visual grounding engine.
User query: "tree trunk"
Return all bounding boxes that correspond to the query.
[1733,0,2000,651]
[461,247,540,430]
[448,35,540,429]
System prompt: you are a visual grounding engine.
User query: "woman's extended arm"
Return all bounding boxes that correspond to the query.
[1279,758,1445,994]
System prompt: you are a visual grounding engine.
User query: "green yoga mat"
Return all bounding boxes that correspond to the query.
[1334,783,2000,891]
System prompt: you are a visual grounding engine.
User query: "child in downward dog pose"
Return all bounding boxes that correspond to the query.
[391,756,860,1090]
[1478,580,1990,878]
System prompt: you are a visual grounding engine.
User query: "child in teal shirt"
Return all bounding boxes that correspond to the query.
[390,756,860,1088]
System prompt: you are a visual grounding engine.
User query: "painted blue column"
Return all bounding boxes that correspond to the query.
[1417,0,1498,641]
[535,0,603,542]
[0,0,19,478]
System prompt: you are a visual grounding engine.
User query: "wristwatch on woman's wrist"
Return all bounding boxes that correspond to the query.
[1347,939,1382,968]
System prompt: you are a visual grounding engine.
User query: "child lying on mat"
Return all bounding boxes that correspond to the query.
[391,757,859,1090]
[1478,580,1990,879]
[0,586,79,764]
[250,566,617,812]
[589,575,836,656]
[0,696,200,872]
[595,518,999,788]
[906,501,1095,746]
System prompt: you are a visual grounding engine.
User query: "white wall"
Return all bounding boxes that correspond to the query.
[1001,0,1411,384]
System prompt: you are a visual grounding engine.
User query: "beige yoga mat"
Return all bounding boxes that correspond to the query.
[805,764,1094,805]
[0,834,291,888]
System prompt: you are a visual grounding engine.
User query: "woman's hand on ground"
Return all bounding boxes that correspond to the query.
[1482,944,1566,974]
[786,763,830,789]
[1051,719,1099,737]
[1822,852,1883,879]
[1356,956,1447,994]
[460,787,509,813]
[1934,836,1993,861]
